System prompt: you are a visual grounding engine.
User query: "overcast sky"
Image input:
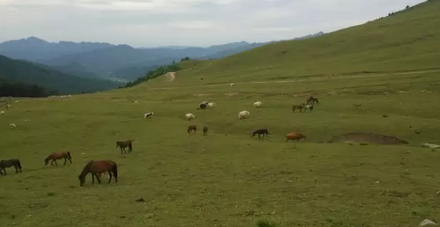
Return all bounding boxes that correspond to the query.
[0,0,426,47]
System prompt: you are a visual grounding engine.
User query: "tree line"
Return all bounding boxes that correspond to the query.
[0,79,59,97]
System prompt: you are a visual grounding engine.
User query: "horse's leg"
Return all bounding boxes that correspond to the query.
[54,160,58,166]
[14,165,18,173]
[63,158,67,165]
[2,168,6,175]
[107,170,112,183]
[96,174,101,184]
[92,174,95,184]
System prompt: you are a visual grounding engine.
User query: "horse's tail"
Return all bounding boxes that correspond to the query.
[16,159,22,170]
[67,151,72,159]
[112,163,118,181]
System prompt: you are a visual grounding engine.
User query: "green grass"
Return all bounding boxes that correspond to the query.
[1,1,440,226]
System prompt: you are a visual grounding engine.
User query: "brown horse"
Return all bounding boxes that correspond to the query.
[78,160,118,187]
[203,126,208,136]
[187,125,197,134]
[286,132,307,142]
[292,104,305,113]
[44,152,72,166]
[116,140,134,154]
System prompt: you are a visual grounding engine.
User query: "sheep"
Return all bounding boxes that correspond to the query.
[207,102,216,108]
[238,110,250,120]
[0,111,4,115]
[185,113,195,121]
[6,104,11,110]
[10,123,16,128]
[285,132,306,142]
[253,101,262,108]
[230,83,234,87]
[144,112,154,119]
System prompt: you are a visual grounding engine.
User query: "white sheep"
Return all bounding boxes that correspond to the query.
[6,104,11,109]
[185,113,195,121]
[253,101,262,108]
[207,102,216,108]
[144,112,154,119]
[0,111,4,115]
[230,83,235,87]
[238,110,250,120]
[10,123,16,128]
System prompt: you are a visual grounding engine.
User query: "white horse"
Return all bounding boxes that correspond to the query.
[144,112,154,119]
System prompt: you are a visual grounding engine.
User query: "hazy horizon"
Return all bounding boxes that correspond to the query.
[0,0,426,48]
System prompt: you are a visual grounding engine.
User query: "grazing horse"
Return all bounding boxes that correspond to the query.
[203,126,208,136]
[187,125,197,134]
[116,140,134,154]
[252,128,270,138]
[78,160,118,187]
[307,96,319,105]
[303,104,314,112]
[44,152,72,166]
[0,159,22,175]
[292,104,305,113]
[286,132,306,142]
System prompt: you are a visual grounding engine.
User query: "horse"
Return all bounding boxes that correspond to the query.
[307,96,319,105]
[187,125,197,134]
[44,152,72,166]
[252,129,270,138]
[203,126,208,136]
[286,132,306,142]
[292,104,305,113]
[303,104,314,112]
[78,160,118,187]
[0,159,22,175]
[116,140,134,154]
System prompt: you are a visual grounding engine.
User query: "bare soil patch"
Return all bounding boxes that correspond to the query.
[193,93,213,97]
[224,92,240,97]
[329,132,409,145]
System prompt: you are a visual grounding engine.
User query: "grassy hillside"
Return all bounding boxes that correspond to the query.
[159,0,440,85]
[0,55,121,94]
[1,1,440,227]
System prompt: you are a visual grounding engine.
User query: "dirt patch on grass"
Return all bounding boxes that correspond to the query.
[165,72,176,82]
[224,92,240,97]
[193,93,213,97]
[329,132,409,145]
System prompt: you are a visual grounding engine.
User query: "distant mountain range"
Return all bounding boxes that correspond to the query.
[0,32,324,83]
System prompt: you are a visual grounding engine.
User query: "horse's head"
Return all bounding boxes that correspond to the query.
[78,175,86,186]
[44,157,50,166]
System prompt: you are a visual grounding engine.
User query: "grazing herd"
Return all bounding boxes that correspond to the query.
[0,95,320,187]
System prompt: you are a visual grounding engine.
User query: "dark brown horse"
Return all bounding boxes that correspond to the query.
[78,160,118,187]
[292,104,305,113]
[44,152,72,166]
[252,128,270,138]
[116,140,134,154]
[203,126,208,136]
[0,159,22,175]
[187,125,197,134]
[307,96,319,105]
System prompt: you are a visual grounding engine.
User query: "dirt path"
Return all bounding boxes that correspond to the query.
[165,72,176,82]
[149,69,440,89]
[244,69,440,85]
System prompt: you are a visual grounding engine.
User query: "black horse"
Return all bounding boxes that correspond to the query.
[0,159,22,175]
[307,96,319,105]
[252,129,270,138]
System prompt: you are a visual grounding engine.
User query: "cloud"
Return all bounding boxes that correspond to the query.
[0,0,427,47]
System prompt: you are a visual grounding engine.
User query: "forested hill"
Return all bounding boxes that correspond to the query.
[0,54,120,95]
